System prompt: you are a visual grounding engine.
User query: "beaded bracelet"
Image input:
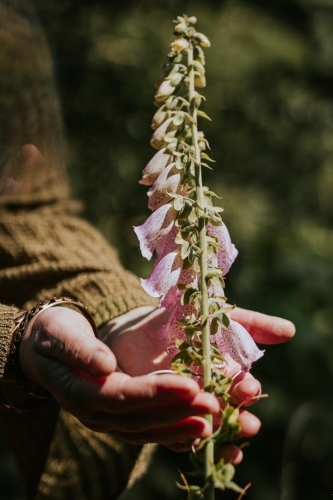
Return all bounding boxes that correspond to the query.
[0,297,98,412]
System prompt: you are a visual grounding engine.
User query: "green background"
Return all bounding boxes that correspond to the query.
[7,1,333,499]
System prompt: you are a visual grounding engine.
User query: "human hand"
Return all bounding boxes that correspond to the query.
[102,305,295,459]
[18,306,219,445]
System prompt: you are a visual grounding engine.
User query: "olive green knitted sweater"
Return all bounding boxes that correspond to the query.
[0,1,158,498]
[0,200,157,500]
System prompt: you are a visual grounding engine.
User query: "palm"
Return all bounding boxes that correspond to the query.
[102,308,172,376]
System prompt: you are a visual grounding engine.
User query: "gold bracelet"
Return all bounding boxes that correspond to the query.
[6,297,98,410]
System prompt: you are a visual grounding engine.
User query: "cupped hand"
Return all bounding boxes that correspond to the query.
[19,307,219,445]
[102,305,295,460]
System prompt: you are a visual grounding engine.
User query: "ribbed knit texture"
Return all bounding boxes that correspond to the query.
[0,1,158,498]
[0,304,18,378]
[36,410,156,500]
[0,202,158,499]
[0,203,157,322]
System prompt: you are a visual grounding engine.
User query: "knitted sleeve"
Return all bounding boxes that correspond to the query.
[0,203,157,325]
[0,303,17,379]
[0,204,158,500]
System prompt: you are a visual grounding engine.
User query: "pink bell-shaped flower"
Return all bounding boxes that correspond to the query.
[134,204,177,260]
[140,250,182,299]
[207,223,238,275]
[139,148,171,186]
[214,319,264,371]
[147,163,180,211]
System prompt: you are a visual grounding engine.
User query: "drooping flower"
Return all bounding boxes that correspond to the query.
[155,80,177,103]
[171,39,189,51]
[207,223,238,275]
[194,32,211,48]
[151,105,168,130]
[150,117,177,149]
[139,148,172,186]
[134,204,177,260]
[140,250,182,298]
[147,163,181,210]
[157,301,195,356]
[161,266,197,310]
[213,319,264,371]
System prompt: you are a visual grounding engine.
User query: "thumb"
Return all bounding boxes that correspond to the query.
[21,307,117,379]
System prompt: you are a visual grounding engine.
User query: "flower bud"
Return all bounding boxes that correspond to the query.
[170,38,189,52]
[193,61,206,88]
[188,16,197,25]
[174,22,186,34]
[169,73,183,86]
[139,148,171,185]
[194,32,211,48]
[155,80,176,103]
[151,105,168,130]
[195,75,206,88]
[147,162,180,210]
[150,117,177,149]
[194,92,202,108]
[198,139,206,150]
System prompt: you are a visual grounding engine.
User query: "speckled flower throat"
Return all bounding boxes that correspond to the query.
[135,15,264,499]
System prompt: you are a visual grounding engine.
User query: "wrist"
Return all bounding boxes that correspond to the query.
[1,297,98,412]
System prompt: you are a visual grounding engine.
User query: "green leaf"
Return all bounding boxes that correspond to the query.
[197,109,212,121]
[181,287,197,305]
[192,292,202,311]
[201,162,213,170]
[222,313,230,328]
[208,211,222,226]
[179,202,194,220]
[205,190,222,199]
[200,152,215,162]
[210,317,219,336]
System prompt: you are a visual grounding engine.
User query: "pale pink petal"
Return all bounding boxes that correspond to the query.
[148,163,180,211]
[155,226,178,260]
[161,267,197,310]
[139,148,172,186]
[207,223,238,275]
[141,251,182,298]
[134,204,177,260]
[214,319,264,371]
[157,302,195,354]
[150,117,177,150]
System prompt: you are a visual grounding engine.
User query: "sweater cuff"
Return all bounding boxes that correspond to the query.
[24,271,158,327]
[0,304,18,379]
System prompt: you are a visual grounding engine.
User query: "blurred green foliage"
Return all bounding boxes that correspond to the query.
[26,0,333,498]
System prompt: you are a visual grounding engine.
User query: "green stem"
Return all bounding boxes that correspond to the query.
[188,46,214,500]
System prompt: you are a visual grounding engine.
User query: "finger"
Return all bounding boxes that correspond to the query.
[16,144,44,175]
[237,410,261,438]
[230,376,261,407]
[104,416,212,445]
[23,307,116,377]
[97,373,220,414]
[87,391,220,433]
[229,307,295,344]
[215,443,243,465]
